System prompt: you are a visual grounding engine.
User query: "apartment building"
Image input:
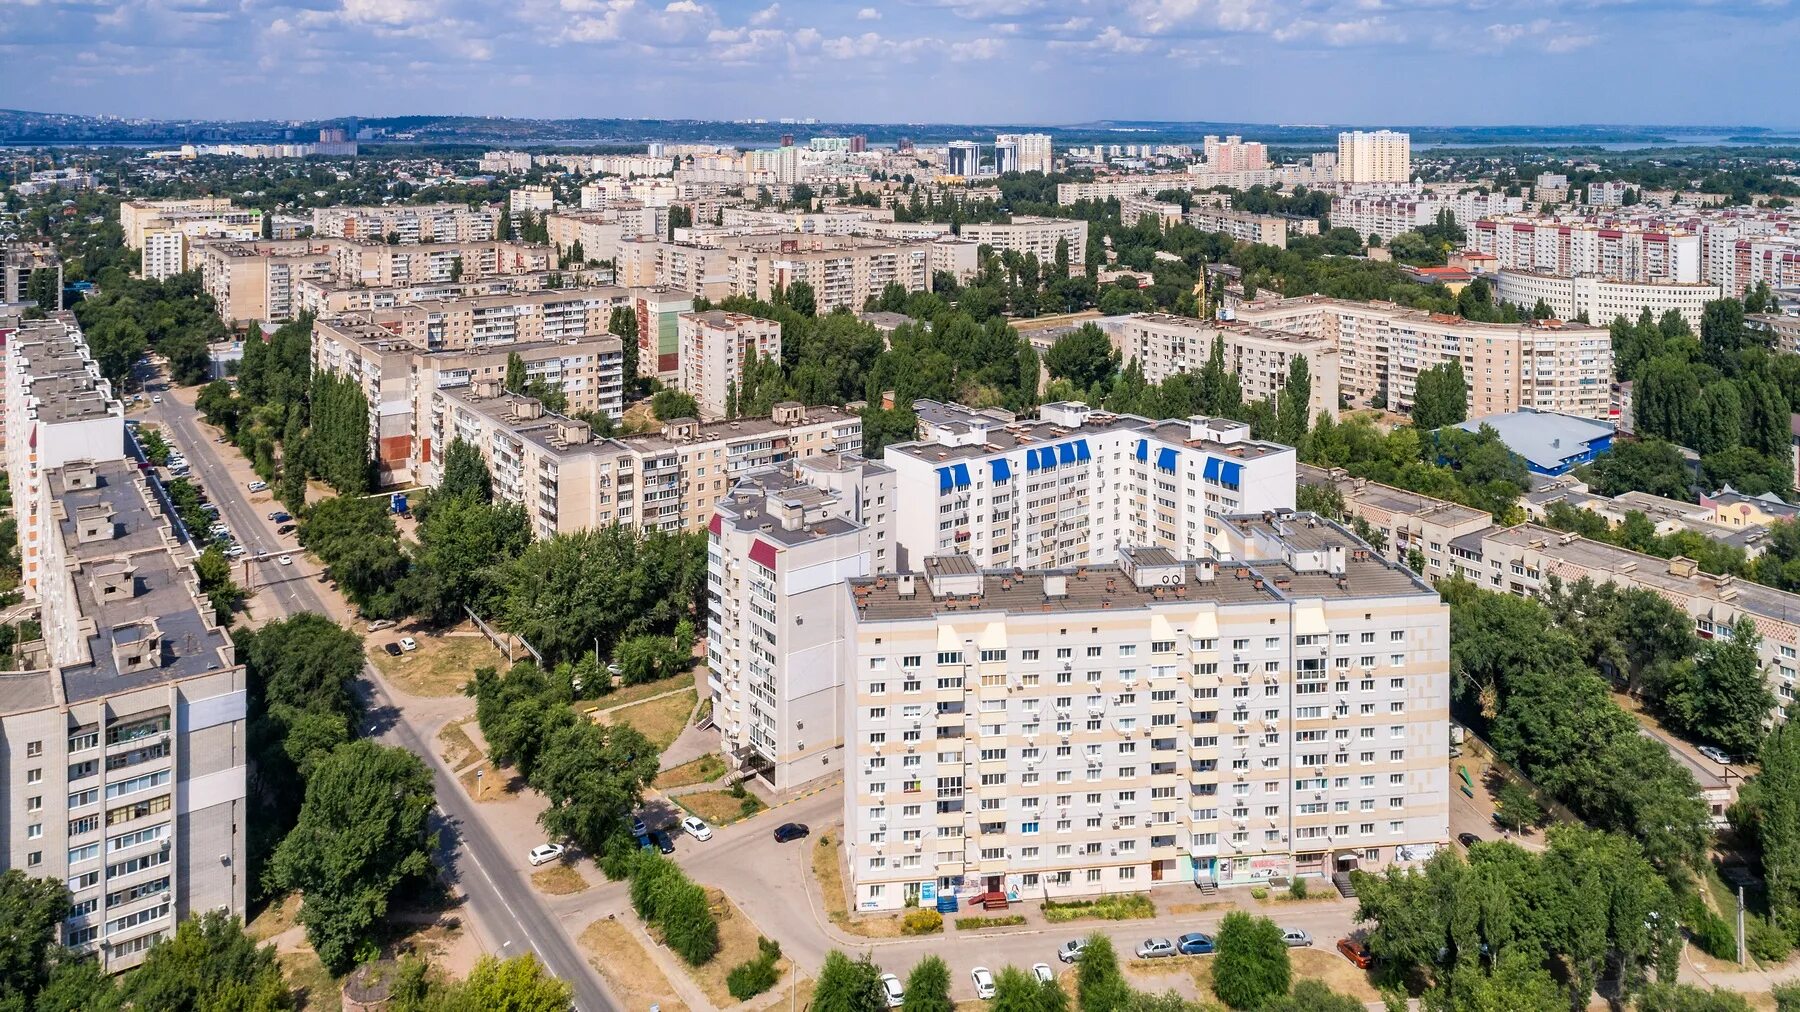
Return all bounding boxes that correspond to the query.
[309,204,499,244]
[725,235,934,314]
[367,286,631,352]
[426,388,863,537]
[1122,198,1186,229]
[4,244,61,308]
[1110,314,1340,423]
[120,198,238,249]
[677,311,782,419]
[1473,218,1702,284]
[707,455,895,790]
[510,186,557,218]
[0,317,245,970]
[1337,131,1412,184]
[311,315,624,485]
[883,401,1297,572]
[1232,296,1613,420]
[1184,208,1292,249]
[294,272,614,318]
[1493,270,1722,331]
[1204,135,1269,172]
[841,516,1449,909]
[633,287,696,383]
[994,134,1054,175]
[959,218,1089,267]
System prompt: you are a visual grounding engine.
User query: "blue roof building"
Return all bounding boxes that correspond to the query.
[1451,410,1615,476]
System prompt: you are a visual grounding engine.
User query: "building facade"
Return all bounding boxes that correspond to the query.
[1337,131,1412,184]
[1493,270,1722,331]
[1110,314,1341,424]
[677,311,782,420]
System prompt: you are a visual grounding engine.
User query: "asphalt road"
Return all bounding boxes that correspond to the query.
[141,375,617,1012]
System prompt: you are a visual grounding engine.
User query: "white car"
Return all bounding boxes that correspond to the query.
[277,555,293,566]
[970,967,995,1000]
[879,973,904,1008]
[367,619,396,632]
[223,545,246,559]
[1281,928,1314,947]
[152,395,162,404]
[1697,745,1733,765]
[527,843,566,866]
[1056,938,1087,963]
[247,481,267,493]
[399,636,419,652]
[680,815,713,841]
[1032,964,1055,984]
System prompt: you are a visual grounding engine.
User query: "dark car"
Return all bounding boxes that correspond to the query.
[773,822,810,843]
[268,511,291,523]
[277,524,297,536]
[651,829,674,854]
[1177,933,1215,955]
[1337,938,1373,969]
[383,642,404,657]
[1457,832,1481,848]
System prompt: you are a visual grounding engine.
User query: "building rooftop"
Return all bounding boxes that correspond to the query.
[1452,410,1615,471]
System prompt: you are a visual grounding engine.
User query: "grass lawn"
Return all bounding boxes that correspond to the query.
[812,834,908,938]
[1042,894,1156,922]
[246,893,303,942]
[579,918,689,1012]
[278,950,341,1011]
[654,754,728,790]
[585,671,697,712]
[531,863,590,895]
[457,759,523,803]
[436,718,480,770]
[680,889,792,1006]
[600,687,696,750]
[369,629,505,697]
[678,788,765,826]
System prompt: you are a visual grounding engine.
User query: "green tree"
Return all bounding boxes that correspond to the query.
[1276,354,1311,446]
[271,741,438,973]
[297,494,408,617]
[530,719,661,853]
[438,437,494,504]
[1042,323,1118,392]
[1255,979,1363,1012]
[812,951,889,1012]
[1411,360,1468,430]
[505,352,527,394]
[0,870,70,1009]
[120,912,291,1011]
[405,494,530,625]
[1211,912,1291,1009]
[1075,934,1128,1012]
[308,371,372,495]
[33,951,120,1012]
[1635,983,1754,1012]
[431,954,572,1012]
[903,955,955,1012]
[609,306,640,391]
[656,875,720,966]
[1733,721,1800,943]
[785,281,818,317]
[651,388,700,420]
[1493,781,1543,833]
[1660,617,1775,757]
[1582,439,1691,499]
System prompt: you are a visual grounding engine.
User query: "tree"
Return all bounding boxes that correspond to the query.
[1493,781,1543,833]
[405,494,529,624]
[297,494,408,618]
[1583,439,1691,499]
[656,875,719,966]
[120,912,291,1011]
[903,955,954,1012]
[0,870,70,1008]
[505,351,527,393]
[438,437,495,504]
[1042,323,1118,392]
[33,952,119,1012]
[1701,298,1750,364]
[785,280,818,318]
[432,954,573,1012]
[609,306,640,390]
[1733,721,1800,943]
[530,719,661,854]
[1635,983,1754,1012]
[1211,912,1291,1009]
[1256,979,1363,1012]
[991,966,1066,1012]
[812,951,888,1012]
[308,370,372,495]
[1660,617,1775,757]
[271,741,438,973]
[651,388,700,421]
[1276,354,1311,447]
[1412,360,1468,430]
[1075,934,1128,1012]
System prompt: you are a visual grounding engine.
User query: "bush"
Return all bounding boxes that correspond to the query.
[1685,899,1738,961]
[1211,911,1291,1010]
[1748,914,1793,963]
[1288,878,1308,900]
[1774,983,1800,1012]
[956,915,1027,930]
[727,937,783,1001]
[599,830,637,882]
[1041,894,1156,922]
[901,909,944,935]
[659,880,719,966]
[1250,887,1269,901]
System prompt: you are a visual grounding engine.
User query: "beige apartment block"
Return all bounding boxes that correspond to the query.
[120,197,238,249]
[1183,208,1292,249]
[1296,465,1495,581]
[311,316,624,485]
[1493,270,1721,332]
[367,287,631,352]
[842,518,1449,910]
[1111,314,1341,423]
[1337,131,1412,184]
[958,218,1089,267]
[310,204,500,244]
[677,311,781,419]
[293,271,613,318]
[1232,296,1613,420]
[428,388,863,538]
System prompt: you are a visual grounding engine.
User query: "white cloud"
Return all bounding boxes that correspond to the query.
[337,0,437,26]
[856,6,880,18]
[1273,15,1403,45]
[948,36,1005,58]
[561,0,717,45]
[1485,17,1595,52]
[749,2,779,25]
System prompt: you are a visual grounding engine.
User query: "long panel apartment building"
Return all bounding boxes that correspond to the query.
[957,218,1089,267]
[0,314,245,970]
[1231,296,1612,420]
[1110,314,1341,424]
[842,516,1450,909]
[309,204,500,244]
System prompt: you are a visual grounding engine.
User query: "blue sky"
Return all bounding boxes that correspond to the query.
[2,0,1795,126]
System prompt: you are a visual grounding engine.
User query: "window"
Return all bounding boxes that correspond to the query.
[25,740,42,758]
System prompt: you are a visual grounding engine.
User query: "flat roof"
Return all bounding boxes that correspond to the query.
[1453,411,1615,470]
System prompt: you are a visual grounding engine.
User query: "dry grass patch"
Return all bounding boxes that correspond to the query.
[680,889,793,1006]
[246,893,302,942]
[278,949,341,1011]
[588,670,698,711]
[1164,901,1227,917]
[580,917,689,1012]
[1289,948,1380,1002]
[531,863,591,896]
[436,718,480,769]
[654,754,728,790]
[678,788,765,826]
[1126,958,1192,976]
[598,687,696,750]
[369,628,505,697]
[812,834,908,938]
[457,760,523,803]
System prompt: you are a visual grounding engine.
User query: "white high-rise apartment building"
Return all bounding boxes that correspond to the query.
[996,134,1053,175]
[946,142,982,178]
[1204,135,1269,172]
[677,310,782,420]
[1111,314,1342,423]
[958,218,1088,268]
[841,515,1450,909]
[1337,131,1412,184]
[707,455,896,790]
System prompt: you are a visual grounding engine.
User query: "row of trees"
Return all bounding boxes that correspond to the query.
[71,272,228,389]
[1303,416,1531,521]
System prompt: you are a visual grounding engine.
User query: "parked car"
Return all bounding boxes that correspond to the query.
[383,643,403,657]
[247,481,267,493]
[527,843,565,866]
[277,524,297,535]
[1337,938,1373,969]
[151,395,161,403]
[1698,745,1733,765]
[268,511,291,523]
[970,967,995,1000]
[650,829,674,854]
[277,555,293,566]
[1281,929,1313,948]
[680,816,712,841]
[399,637,418,652]
[1032,964,1054,984]
[1457,832,1481,848]
[631,815,648,838]
[223,545,246,559]
[1134,938,1176,959]
[1176,933,1215,955]
[879,973,904,1008]
[1056,938,1087,963]
[773,822,809,843]
[367,619,396,632]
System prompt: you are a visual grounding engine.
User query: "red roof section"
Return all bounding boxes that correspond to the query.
[749,539,778,570]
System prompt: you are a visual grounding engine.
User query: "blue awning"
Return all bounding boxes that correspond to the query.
[952,463,971,487]
[1203,457,1221,482]
[1134,439,1149,462]
[1026,448,1043,471]
[1058,442,1076,466]
[1075,439,1091,462]
[938,467,953,493]
[1220,461,1242,486]
[992,458,1012,482]
[1156,447,1178,472]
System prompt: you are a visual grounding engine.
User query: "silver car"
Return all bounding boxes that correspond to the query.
[1282,928,1314,947]
[1135,938,1176,959]
[1056,938,1087,963]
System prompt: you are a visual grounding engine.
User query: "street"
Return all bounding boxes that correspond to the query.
[138,371,619,1012]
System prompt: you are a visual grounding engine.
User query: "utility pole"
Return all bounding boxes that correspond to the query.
[1738,885,1747,966]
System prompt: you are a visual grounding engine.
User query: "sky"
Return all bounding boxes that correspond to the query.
[1,0,1796,127]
